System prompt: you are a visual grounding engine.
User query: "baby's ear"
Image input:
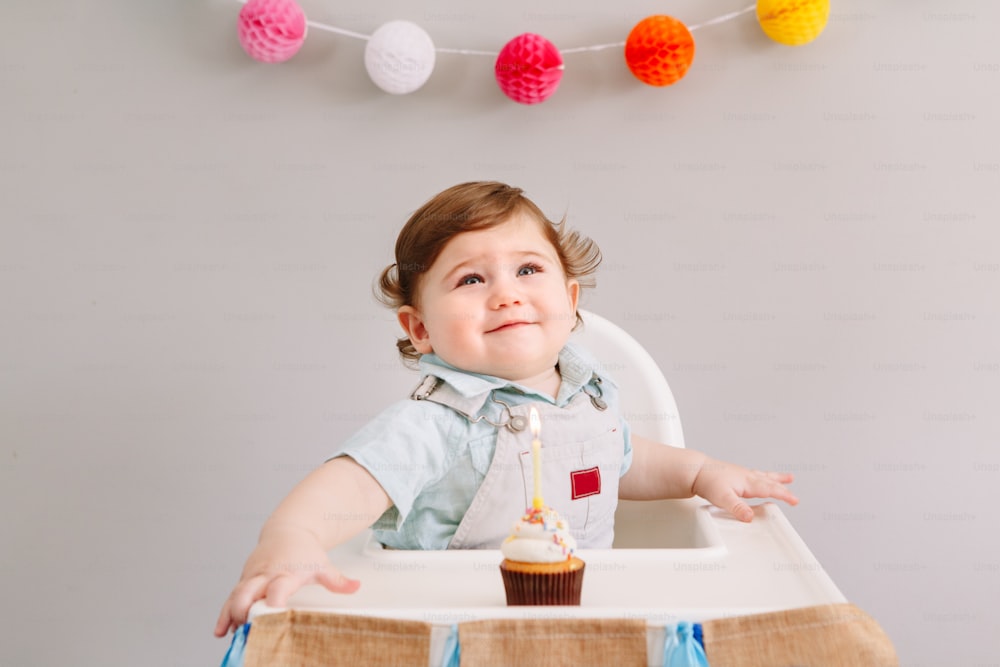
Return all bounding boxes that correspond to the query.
[566,279,580,311]
[397,306,433,354]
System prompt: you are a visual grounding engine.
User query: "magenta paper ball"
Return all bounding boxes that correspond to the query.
[237,0,307,63]
[494,33,564,105]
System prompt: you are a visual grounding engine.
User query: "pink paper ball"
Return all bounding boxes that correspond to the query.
[495,33,564,105]
[237,0,307,63]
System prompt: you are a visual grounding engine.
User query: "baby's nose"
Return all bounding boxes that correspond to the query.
[488,279,523,309]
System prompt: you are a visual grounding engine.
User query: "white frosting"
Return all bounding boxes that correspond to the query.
[500,507,578,563]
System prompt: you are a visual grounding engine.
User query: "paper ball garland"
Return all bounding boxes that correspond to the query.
[232,1,829,102]
[625,16,695,87]
[495,33,564,105]
[364,21,436,94]
[756,0,830,46]
[237,0,307,63]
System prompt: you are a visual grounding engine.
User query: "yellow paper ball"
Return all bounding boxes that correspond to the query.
[756,0,830,46]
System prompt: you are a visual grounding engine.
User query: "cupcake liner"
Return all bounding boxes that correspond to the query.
[500,563,585,605]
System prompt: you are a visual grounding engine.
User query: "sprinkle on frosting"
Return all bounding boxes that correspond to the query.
[500,506,577,563]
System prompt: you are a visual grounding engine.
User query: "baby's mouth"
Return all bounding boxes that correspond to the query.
[486,321,532,333]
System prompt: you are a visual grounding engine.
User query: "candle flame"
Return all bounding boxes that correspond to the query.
[529,407,540,437]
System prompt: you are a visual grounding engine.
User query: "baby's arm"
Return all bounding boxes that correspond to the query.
[619,434,798,522]
[214,456,391,637]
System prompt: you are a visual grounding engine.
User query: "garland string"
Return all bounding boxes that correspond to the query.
[238,0,757,56]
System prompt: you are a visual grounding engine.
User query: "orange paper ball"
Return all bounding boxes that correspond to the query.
[624,16,695,87]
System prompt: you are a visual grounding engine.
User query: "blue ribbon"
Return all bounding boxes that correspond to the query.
[220,622,250,667]
[221,618,703,667]
[662,621,708,667]
[440,624,461,667]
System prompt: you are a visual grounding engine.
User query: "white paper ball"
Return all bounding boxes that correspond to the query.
[364,21,436,95]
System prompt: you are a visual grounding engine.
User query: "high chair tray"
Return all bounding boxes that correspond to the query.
[250,500,845,624]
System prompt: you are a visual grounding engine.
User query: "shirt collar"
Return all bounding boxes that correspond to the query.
[417,342,602,414]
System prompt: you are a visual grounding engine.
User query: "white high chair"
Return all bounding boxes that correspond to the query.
[240,310,863,667]
[571,309,685,448]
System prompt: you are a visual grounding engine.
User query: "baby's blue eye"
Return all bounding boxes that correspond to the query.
[518,264,540,276]
[459,274,483,286]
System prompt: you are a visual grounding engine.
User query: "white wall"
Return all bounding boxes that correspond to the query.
[2,1,997,664]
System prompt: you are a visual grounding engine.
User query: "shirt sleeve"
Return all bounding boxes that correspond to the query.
[329,399,457,530]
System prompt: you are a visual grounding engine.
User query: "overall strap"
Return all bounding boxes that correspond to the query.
[410,375,527,431]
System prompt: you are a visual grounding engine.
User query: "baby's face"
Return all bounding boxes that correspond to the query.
[398,213,579,383]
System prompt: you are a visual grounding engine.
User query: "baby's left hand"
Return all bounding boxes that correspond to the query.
[691,459,798,522]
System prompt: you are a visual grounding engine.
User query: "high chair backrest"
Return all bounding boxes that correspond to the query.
[571,309,685,448]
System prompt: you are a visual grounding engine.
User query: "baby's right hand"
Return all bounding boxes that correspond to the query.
[213,524,360,638]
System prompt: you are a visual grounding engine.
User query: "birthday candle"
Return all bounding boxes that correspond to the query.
[529,407,543,509]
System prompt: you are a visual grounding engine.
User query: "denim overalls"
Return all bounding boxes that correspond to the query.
[409,372,625,549]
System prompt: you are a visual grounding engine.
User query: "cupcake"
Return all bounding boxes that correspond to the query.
[499,506,585,605]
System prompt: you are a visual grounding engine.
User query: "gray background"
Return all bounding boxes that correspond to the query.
[2,0,997,664]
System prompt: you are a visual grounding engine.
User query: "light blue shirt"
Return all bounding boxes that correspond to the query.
[331,342,633,550]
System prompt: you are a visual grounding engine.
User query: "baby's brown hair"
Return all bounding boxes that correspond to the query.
[376,181,602,366]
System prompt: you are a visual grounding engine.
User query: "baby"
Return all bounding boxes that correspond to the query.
[214,181,797,637]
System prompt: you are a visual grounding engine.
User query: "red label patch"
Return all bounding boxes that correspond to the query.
[570,467,601,500]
